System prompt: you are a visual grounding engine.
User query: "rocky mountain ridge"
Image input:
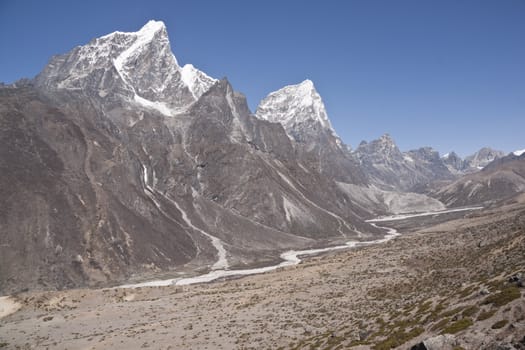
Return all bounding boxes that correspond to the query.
[34,20,215,116]
[255,80,366,185]
[443,147,505,174]
[354,134,454,192]
[255,79,343,148]
[354,133,510,194]
[1,19,519,294]
[0,20,377,294]
[433,152,525,207]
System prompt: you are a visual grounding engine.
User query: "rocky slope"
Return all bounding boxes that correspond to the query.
[2,19,515,296]
[443,147,505,174]
[464,147,505,170]
[336,183,445,215]
[254,85,446,216]
[2,196,523,350]
[432,152,525,207]
[442,151,466,174]
[354,134,454,192]
[0,21,380,294]
[256,80,366,185]
[34,20,215,115]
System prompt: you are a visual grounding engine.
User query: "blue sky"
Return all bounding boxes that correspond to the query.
[1,0,523,156]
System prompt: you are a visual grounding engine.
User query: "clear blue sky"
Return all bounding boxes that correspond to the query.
[1,0,524,156]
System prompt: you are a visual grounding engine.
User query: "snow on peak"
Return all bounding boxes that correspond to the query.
[38,19,217,116]
[102,20,166,40]
[139,20,166,34]
[298,79,314,90]
[103,20,215,103]
[180,64,217,100]
[255,79,339,142]
[513,148,525,156]
[379,133,395,144]
[113,20,170,76]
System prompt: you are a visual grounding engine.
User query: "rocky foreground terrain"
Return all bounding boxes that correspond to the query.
[1,195,523,349]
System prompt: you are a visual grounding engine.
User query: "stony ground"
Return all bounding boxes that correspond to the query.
[1,198,524,350]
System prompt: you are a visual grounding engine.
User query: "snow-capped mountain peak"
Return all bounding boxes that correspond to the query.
[255,79,341,146]
[256,79,332,129]
[180,64,216,100]
[513,148,525,157]
[102,20,167,38]
[464,147,504,170]
[378,133,396,146]
[112,20,171,75]
[35,20,216,116]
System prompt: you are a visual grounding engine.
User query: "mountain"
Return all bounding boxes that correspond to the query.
[514,148,525,156]
[256,80,342,147]
[431,152,525,207]
[442,151,465,174]
[255,80,366,185]
[255,89,446,214]
[34,20,215,115]
[0,21,379,294]
[354,134,454,192]
[354,135,507,193]
[441,147,505,174]
[464,147,504,170]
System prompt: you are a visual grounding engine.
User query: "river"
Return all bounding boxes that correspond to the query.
[117,206,483,289]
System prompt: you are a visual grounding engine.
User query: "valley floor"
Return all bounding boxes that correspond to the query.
[1,198,524,350]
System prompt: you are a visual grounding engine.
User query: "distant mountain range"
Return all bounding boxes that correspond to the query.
[432,152,525,207]
[443,147,505,174]
[354,134,506,192]
[0,20,522,293]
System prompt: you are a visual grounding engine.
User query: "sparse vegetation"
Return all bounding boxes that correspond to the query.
[417,300,433,313]
[458,285,476,298]
[441,318,473,334]
[461,305,479,318]
[483,286,521,307]
[431,317,450,331]
[491,319,508,329]
[477,309,497,321]
[440,306,466,318]
[372,327,424,350]
[4,199,525,349]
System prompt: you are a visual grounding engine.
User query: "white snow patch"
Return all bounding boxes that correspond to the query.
[513,148,525,156]
[403,154,415,163]
[180,64,217,100]
[133,94,174,116]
